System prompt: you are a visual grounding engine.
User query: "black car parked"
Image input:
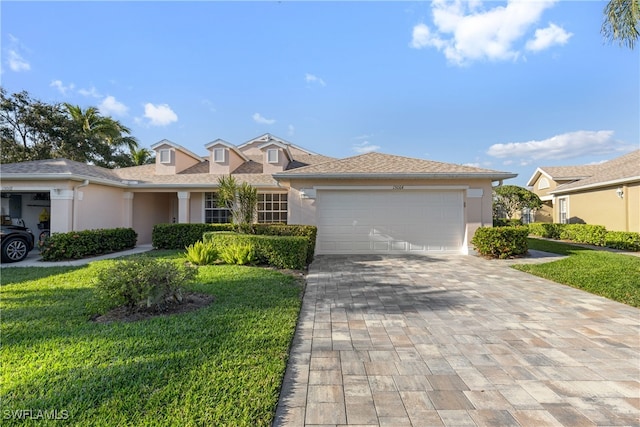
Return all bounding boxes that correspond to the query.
[1,224,35,263]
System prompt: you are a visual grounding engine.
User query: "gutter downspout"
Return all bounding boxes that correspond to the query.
[72,180,89,231]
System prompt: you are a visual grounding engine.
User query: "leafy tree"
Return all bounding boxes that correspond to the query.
[216,175,258,233]
[493,185,542,220]
[602,0,640,49]
[1,88,139,168]
[130,147,155,165]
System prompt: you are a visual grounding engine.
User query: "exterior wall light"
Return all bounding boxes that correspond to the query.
[616,187,624,198]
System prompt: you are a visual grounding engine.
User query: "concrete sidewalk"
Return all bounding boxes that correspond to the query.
[274,254,640,426]
[0,244,154,268]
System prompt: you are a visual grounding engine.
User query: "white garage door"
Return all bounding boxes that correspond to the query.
[316,190,464,254]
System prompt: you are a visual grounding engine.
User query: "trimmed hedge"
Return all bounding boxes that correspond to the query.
[152,223,235,249]
[527,223,639,251]
[527,223,564,239]
[40,228,137,261]
[204,232,308,270]
[604,231,640,251]
[253,224,317,264]
[493,218,522,227]
[559,224,607,246]
[471,226,529,259]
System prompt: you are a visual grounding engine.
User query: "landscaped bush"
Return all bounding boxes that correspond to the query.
[219,242,257,265]
[493,218,522,227]
[152,223,236,249]
[527,223,565,239]
[254,224,317,264]
[93,256,197,312]
[471,226,529,259]
[204,232,308,269]
[40,228,137,261]
[184,240,218,265]
[559,224,607,246]
[605,231,640,251]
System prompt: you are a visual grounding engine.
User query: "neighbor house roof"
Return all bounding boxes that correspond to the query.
[526,164,599,187]
[0,158,125,185]
[550,149,640,194]
[273,152,517,181]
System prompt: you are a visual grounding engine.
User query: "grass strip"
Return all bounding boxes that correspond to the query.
[513,238,640,308]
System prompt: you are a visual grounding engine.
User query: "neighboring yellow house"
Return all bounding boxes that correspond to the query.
[526,150,640,232]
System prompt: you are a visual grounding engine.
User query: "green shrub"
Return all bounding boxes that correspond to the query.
[527,223,565,239]
[560,224,607,246]
[605,231,640,251]
[152,223,235,249]
[254,224,317,264]
[93,256,197,312]
[40,228,137,261]
[204,232,308,269]
[184,241,218,265]
[493,218,522,227]
[219,242,257,265]
[471,226,529,259]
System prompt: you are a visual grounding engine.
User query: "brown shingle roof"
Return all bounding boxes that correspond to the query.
[551,150,640,193]
[0,158,122,182]
[274,152,516,179]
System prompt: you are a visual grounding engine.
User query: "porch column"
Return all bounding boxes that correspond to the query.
[49,189,74,233]
[177,191,190,224]
[122,192,134,228]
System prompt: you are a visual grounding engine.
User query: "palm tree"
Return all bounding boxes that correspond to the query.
[64,104,139,152]
[131,147,154,165]
[602,0,640,49]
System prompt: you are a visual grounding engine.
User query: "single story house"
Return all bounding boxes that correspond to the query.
[0,134,516,254]
[527,149,639,232]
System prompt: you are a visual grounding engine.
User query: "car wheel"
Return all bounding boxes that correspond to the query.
[1,237,29,263]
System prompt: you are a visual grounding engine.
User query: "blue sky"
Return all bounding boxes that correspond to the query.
[2,0,638,186]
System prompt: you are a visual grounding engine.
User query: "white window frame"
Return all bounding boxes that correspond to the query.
[267,149,279,164]
[558,197,569,224]
[257,192,288,223]
[203,192,231,224]
[159,149,171,164]
[538,177,550,190]
[213,148,226,163]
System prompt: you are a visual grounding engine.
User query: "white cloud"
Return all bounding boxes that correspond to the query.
[78,86,101,98]
[288,124,295,136]
[353,141,381,154]
[99,96,128,117]
[5,35,31,72]
[252,113,275,125]
[144,103,178,126]
[410,0,567,66]
[50,80,75,96]
[305,73,326,87]
[526,23,573,52]
[487,130,623,163]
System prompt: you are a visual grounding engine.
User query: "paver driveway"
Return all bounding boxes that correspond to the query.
[274,254,640,427]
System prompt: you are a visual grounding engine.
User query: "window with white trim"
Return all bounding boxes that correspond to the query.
[204,192,231,223]
[159,149,171,164]
[558,197,568,224]
[213,148,225,163]
[267,149,279,164]
[538,177,550,190]
[258,193,287,223]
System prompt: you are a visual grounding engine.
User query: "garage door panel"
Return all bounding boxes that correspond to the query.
[316,190,464,254]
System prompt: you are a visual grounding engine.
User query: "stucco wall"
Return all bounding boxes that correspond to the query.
[555,183,640,232]
[75,184,126,231]
[131,192,175,244]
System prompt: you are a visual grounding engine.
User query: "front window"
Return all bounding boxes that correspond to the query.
[204,192,231,223]
[558,197,568,224]
[258,193,287,223]
[159,149,171,164]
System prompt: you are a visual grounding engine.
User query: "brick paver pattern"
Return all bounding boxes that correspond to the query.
[274,254,640,427]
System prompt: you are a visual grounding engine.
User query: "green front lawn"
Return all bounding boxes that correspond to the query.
[0,251,303,426]
[514,238,640,308]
